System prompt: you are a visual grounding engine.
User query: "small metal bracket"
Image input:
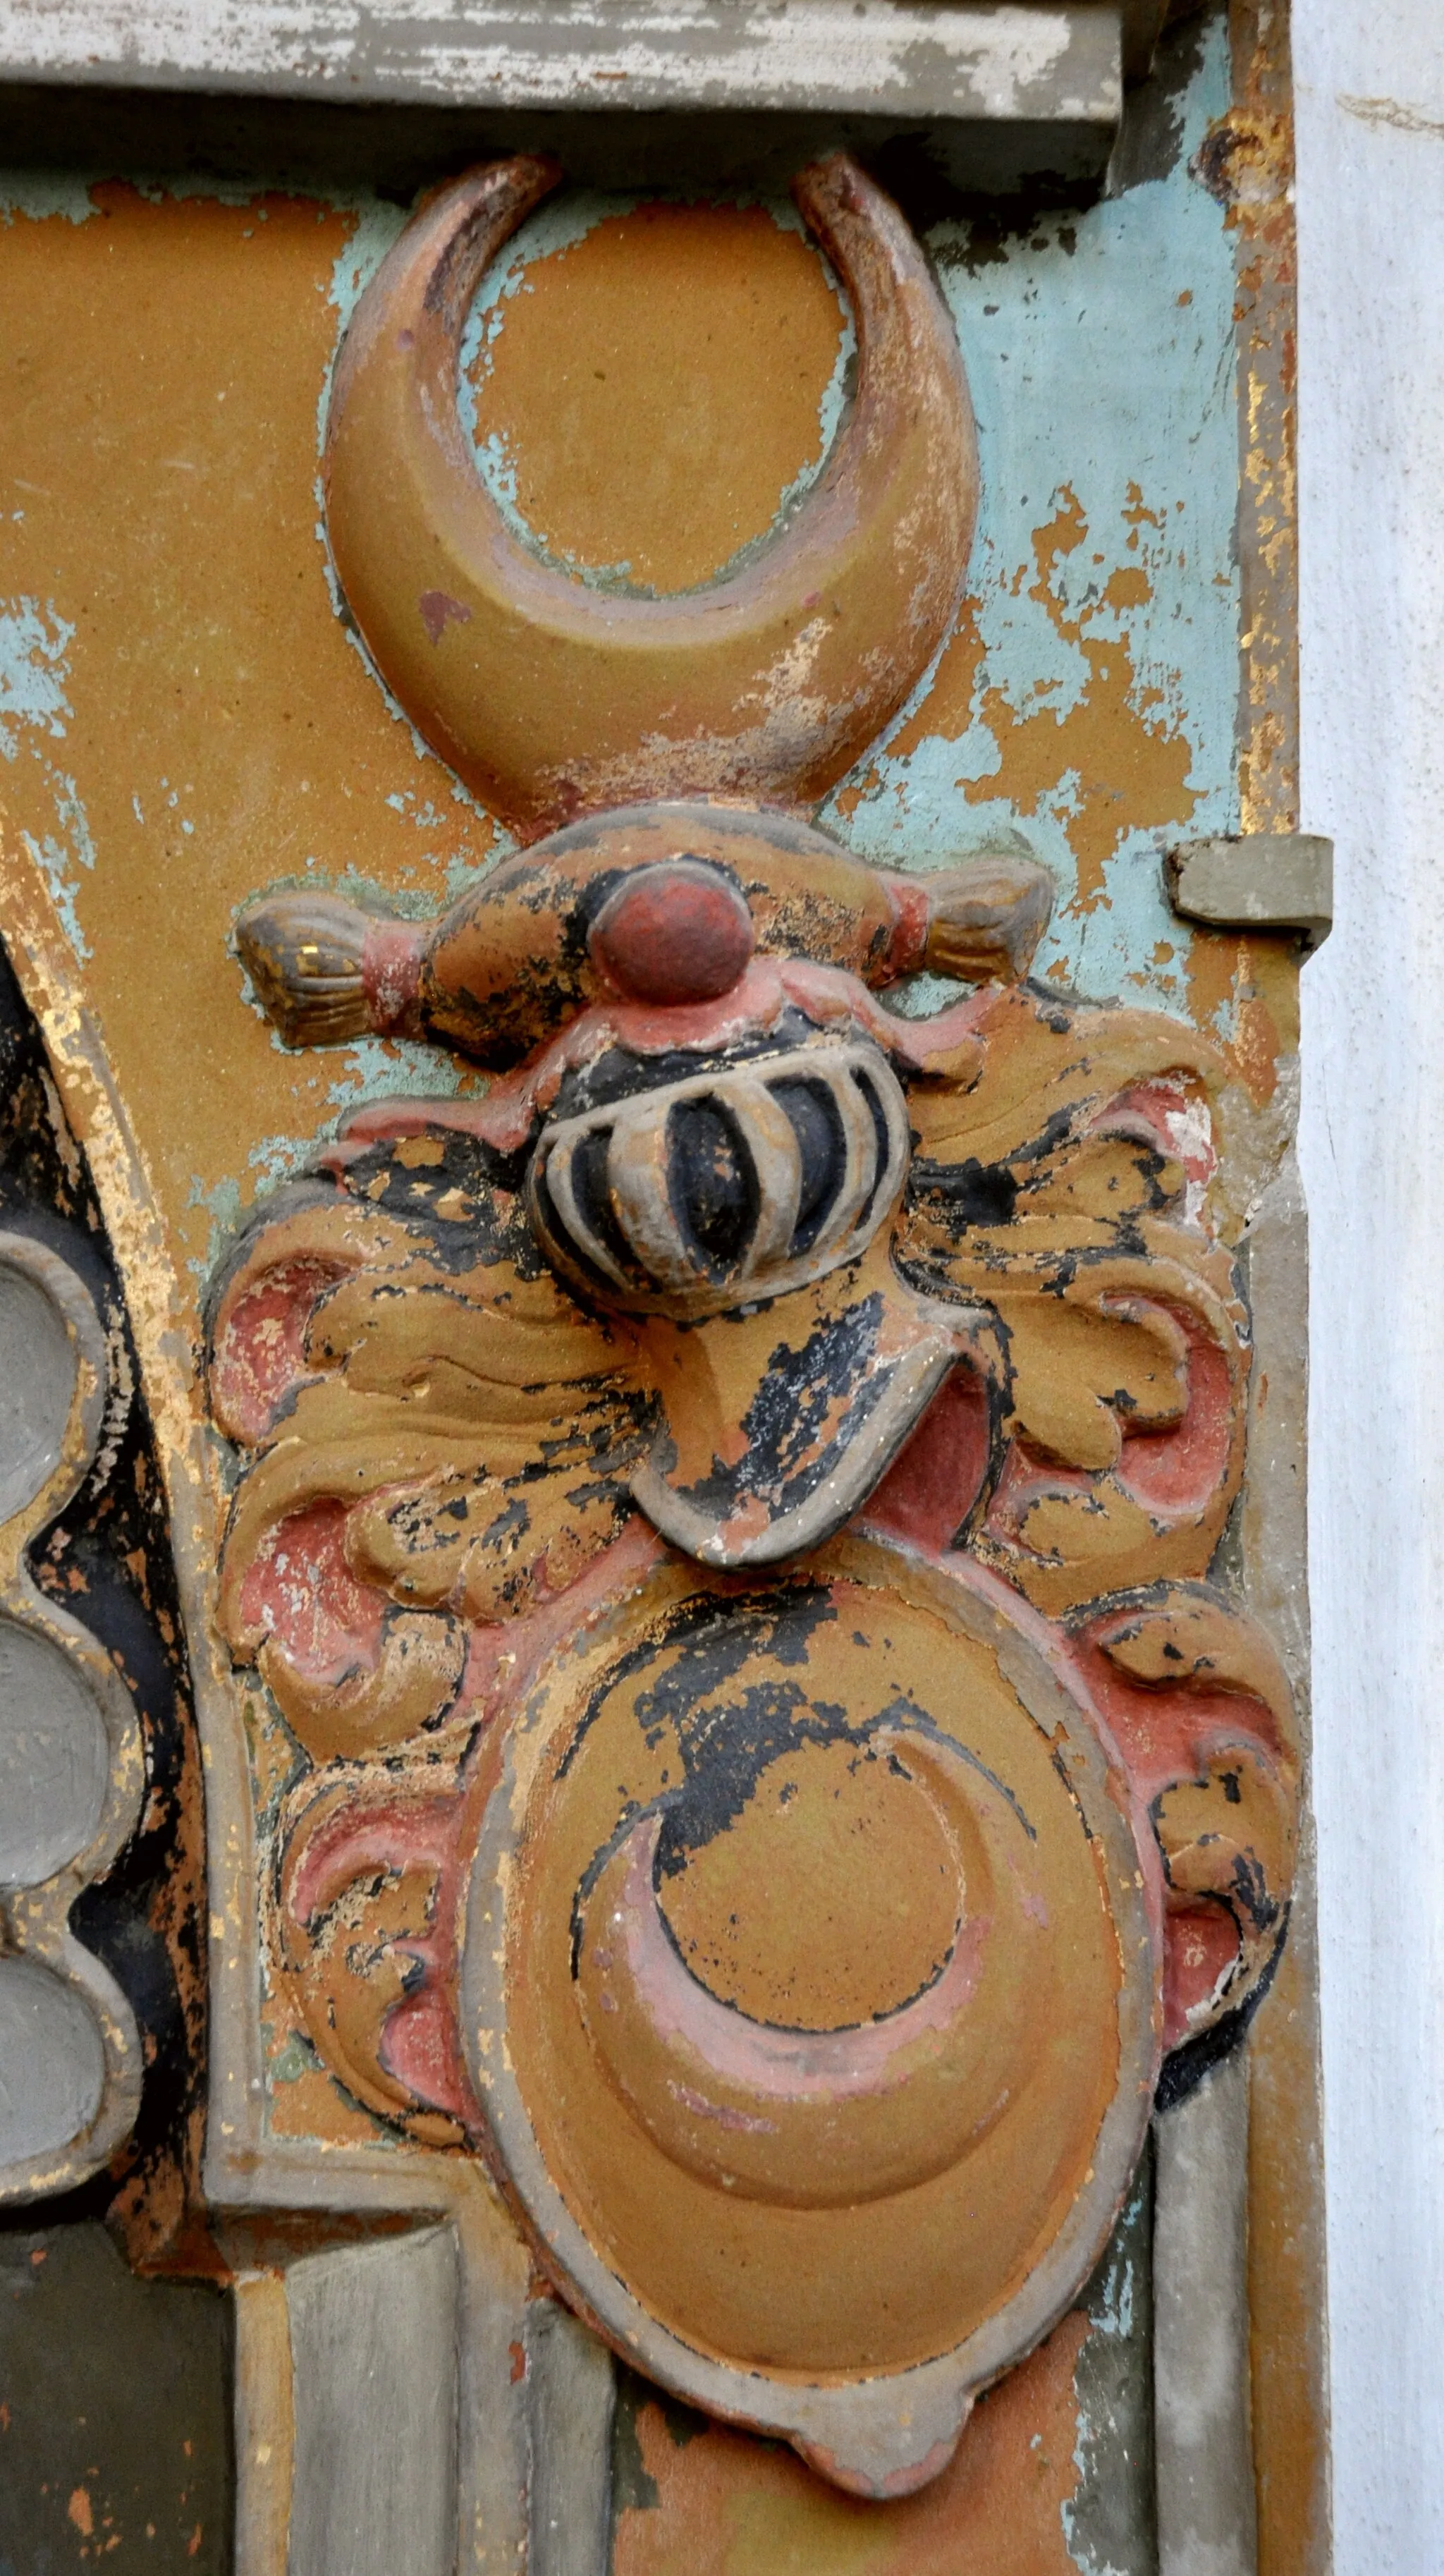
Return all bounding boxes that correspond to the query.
[1165,834,1334,951]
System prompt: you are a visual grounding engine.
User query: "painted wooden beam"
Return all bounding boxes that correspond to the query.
[0,0,1137,125]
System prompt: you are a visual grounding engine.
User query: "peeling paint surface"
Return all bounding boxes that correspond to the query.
[0,13,1244,1295]
[0,8,1318,2562]
[822,7,1239,1023]
[609,2307,1094,2575]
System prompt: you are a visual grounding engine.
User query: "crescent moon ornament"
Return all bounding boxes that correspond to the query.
[324,153,979,839]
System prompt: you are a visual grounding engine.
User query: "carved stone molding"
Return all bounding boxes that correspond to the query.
[0,1231,142,2198]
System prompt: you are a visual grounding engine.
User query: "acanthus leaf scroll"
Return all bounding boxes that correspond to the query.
[207,152,1297,2498]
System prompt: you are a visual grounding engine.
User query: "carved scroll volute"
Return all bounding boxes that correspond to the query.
[1068,1585,1301,2046]
[324,154,979,837]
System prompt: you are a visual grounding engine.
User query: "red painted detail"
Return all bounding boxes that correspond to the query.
[334,1097,467,1148]
[862,1365,993,1553]
[1091,1078,1216,1198]
[1064,1608,1292,2051]
[286,1781,477,2125]
[383,1985,475,2125]
[1162,1904,1243,2041]
[876,870,932,979]
[984,1298,1235,1557]
[211,1257,348,1442]
[1117,1328,1234,1515]
[419,589,473,645]
[1067,1613,1290,1798]
[588,862,754,1005]
[329,963,924,1156]
[286,1789,463,1924]
[362,919,424,1033]
[880,981,996,1079]
[240,1499,387,1682]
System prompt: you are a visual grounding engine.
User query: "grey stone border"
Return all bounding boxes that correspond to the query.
[0,1232,145,2201]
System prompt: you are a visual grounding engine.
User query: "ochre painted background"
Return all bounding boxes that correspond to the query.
[0,3,1323,2566]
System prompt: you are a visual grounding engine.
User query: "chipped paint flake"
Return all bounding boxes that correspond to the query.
[0,597,74,749]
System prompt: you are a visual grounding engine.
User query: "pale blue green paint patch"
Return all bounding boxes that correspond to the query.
[821,9,1238,1025]
[0,597,73,745]
[0,173,99,226]
[20,775,97,963]
[0,597,98,958]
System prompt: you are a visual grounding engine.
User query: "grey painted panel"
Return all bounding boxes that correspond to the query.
[0,1614,110,1888]
[0,1259,77,1526]
[286,2227,459,2576]
[0,0,1122,124]
[1154,2049,1257,2576]
[0,1953,105,2165]
[1065,2153,1158,2575]
[0,2217,234,2576]
[526,2299,614,2576]
[1166,834,1333,951]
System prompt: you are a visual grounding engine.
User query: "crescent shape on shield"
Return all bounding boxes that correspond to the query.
[572,1737,1050,2210]
[324,152,979,842]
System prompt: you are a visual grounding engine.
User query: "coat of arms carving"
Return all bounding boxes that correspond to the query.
[180,150,1302,2500]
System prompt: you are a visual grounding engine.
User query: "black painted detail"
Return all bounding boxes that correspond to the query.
[665,1097,758,1275]
[770,1078,845,1255]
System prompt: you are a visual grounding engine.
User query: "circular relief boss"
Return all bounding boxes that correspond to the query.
[0,1237,140,1899]
[0,1616,118,1891]
[0,1596,144,1912]
[463,1537,1160,2494]
[0,1953,106,2173]
[0,1236,144,2201]
[0,1934,143,2200]
[0,1233,108,1533]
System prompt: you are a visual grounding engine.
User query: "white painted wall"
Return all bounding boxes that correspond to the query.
[1295,4,1444,2566]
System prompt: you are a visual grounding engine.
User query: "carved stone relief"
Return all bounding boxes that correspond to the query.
[202,151,1298,2501]
[0,16,1324,2559]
